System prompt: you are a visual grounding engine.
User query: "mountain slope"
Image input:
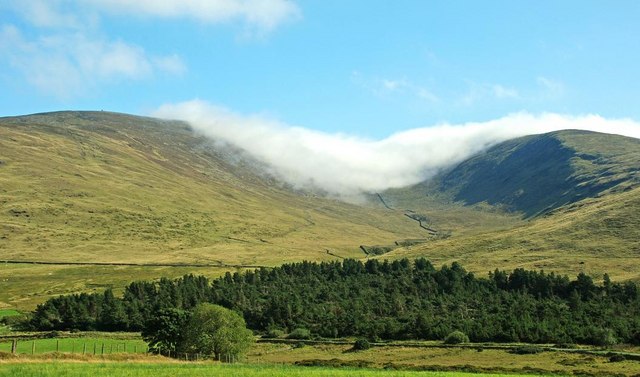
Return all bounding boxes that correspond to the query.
[379,129,640,281]
[385,184,640,281]
[0,111,426,267]
[413,130,640,217]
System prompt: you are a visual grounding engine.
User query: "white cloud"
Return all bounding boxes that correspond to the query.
[382,79,406,91]
[460,82,520,106]
[417,88,439,103]
[86,0,301,32]
[8,0,85,29]
[353,73,440,103]
[537,76,565,98]
[153,54,188,76]
[492,84,519,99]
[152,100,640,197]
[1,26,186,98]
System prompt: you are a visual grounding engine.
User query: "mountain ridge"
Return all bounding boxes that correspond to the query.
[383,129,640,217]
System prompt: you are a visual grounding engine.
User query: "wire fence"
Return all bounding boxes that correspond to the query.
[1,338,148,355]
[1,338,243,362]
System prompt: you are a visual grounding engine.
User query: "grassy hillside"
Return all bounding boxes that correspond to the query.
[428,130,640,216]
[385,185,640,282]
[0,111,430,308]
[0,111,429,264]
[2,113,639,309]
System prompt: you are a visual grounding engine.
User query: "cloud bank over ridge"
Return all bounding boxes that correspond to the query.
[153,100,640,197]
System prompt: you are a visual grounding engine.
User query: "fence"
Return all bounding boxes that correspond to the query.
[1,338,243,362]
[0,338,148,355]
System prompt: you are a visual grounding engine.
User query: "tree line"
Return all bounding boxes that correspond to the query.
[30,258,640,345]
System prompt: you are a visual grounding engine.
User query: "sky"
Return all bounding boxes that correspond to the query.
[2,1,640,195]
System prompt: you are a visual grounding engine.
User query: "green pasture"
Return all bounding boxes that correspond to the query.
[0,337,147,355]
[0,310,20,319]
[0,363,541,377]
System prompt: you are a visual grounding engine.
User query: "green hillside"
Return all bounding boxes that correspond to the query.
[0,111,429,264]
[381,130,640,281]
[2,113,639,309]
[386,185,640,282]
[431,130,640,216]
[0,111,430,308]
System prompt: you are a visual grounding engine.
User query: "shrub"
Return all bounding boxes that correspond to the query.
[287,328,311,340]
[554,343,577,349]
[444,331,469,344]
[264,329,285,338]
[510,345,543,355]
[609,354,626,363]
[352,338,371,351]
[591,328,617,347]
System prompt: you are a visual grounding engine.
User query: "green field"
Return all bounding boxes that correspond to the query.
[0,362,539,377]
[0,310,20,319]
[0,337,147,355]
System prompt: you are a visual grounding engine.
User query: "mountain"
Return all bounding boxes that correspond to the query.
[381,130,640,281]
[2,112,639,309]
[384,130,640,217]
[0,111,429,268]
[436,130,640,216]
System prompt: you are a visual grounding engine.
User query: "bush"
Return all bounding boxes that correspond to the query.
[510,345,544,355]
[287,328,311,340]
[444,331,469,344]
[352,338,371,351]
[264,329,285,338]
[609,354,626,362]
[591,328,617,347]
[554,343,577,349]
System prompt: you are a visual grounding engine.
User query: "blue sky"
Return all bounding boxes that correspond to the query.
[1,1,639,139]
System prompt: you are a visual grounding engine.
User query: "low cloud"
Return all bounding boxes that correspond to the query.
[152,100,640,197]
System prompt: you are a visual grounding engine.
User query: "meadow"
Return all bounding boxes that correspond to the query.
[2,337,639,376]
[0,362,541,377]
[0,336,147,355]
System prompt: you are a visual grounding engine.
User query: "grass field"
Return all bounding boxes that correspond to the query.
[247,342,640,376]
[1,336,639,376]
[0,336,147,355]
[0,310,20,319]
[0,263,246,310]
[0,362,542,377]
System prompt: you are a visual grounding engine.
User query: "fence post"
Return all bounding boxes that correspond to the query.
[110,344,113,353]
[83,343,87,355]
[11,339,17,354]
[93,343,97,355]
[56,340,59,352]
[134,345,138,353]
[32,340,35,355]
[101,343,105,355]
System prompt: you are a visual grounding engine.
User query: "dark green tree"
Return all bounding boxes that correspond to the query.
[142,308,190,355]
